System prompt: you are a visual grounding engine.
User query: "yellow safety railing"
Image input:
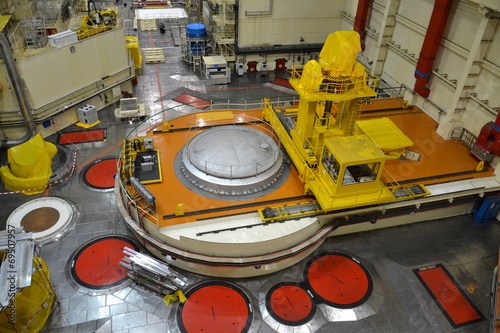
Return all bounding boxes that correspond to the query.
[289,64,379,96]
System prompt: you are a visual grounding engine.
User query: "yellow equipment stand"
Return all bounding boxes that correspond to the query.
[262,31,429,216]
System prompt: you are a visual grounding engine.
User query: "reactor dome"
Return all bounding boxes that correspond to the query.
[175,125,290,201]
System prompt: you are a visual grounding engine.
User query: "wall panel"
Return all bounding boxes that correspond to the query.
[237,0,346,48]
[17,29,129,108]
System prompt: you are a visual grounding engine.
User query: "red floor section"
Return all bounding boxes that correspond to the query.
[58,129,106,145]
[180,284,250,333]
[83,158,117,189]
[271,78,293,89]
[414,264,484,328]
[307,253,370,307]
[268,284,313,323]
[173,93,211,109]
[72,237,134,288]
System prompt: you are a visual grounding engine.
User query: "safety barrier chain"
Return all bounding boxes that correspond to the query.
[0,149,78,195]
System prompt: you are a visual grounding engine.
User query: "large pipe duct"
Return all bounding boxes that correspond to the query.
[353,0,372,51]
[414,0,454,97]
[0,32,36,147]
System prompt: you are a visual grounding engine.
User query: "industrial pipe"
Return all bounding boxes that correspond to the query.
[414,0,454,97]
[0,32,36,147]
[353,0,372,51]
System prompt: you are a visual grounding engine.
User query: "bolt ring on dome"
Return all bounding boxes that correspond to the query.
[175,114,290,201]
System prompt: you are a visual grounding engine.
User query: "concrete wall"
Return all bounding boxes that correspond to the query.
[344,0,500,140]
[234,0,347,71]
[237,0,346,48]
[0,26,134,140]
[235,0,500,134]
[17,28,130,110]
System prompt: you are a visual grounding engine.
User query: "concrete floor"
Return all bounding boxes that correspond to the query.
[0,14,499,333]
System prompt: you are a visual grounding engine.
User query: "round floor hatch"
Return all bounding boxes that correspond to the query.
[70,236,138,290]
[81,158,117,191]
[266,282,316,326]
[7,196,78,244]
[177,281,252,333]
[305,252,372,308]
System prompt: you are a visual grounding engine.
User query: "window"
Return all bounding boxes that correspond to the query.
[322,148,340,183]
[343,163,380,185]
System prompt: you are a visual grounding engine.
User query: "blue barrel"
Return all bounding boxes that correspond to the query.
[186,23,207,38]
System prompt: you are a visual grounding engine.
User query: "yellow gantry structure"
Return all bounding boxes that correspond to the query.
[263,31,429,215]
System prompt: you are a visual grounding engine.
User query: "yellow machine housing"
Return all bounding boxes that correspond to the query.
[311,135,393,210]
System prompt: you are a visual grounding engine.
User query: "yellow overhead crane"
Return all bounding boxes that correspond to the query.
[261,31,429,221]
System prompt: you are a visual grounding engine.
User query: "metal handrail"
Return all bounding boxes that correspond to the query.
[123,95,299,140]
[184,114,281,178]
[289,65,379,94]
[118,95,300,225]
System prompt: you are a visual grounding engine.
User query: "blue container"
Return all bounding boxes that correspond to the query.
[473,195,500,224]
[186,23,207,56]
[186,23,207,38]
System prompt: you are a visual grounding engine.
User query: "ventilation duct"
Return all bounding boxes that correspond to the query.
[414,0,454,97]
[353,0,372,51]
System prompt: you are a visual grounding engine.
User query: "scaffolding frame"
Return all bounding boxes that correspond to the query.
[34,0,59,22]
[19,16,48,49]
[207,0,235,61]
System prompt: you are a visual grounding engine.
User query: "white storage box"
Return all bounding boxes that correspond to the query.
[48,30,78,48]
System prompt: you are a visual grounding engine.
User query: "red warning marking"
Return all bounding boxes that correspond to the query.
[173,93,211,109]
[414,264,484,328]
[58,129,106,145]
[271,78,293,89]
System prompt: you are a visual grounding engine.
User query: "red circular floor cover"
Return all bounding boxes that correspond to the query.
[180,283,251,333]
[268,284,313,323]
[83,158,117,189]
[72,237,135,289]
[307,253,371,307]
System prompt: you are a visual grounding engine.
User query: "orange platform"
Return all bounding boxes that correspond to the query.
[138,98,494,228]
